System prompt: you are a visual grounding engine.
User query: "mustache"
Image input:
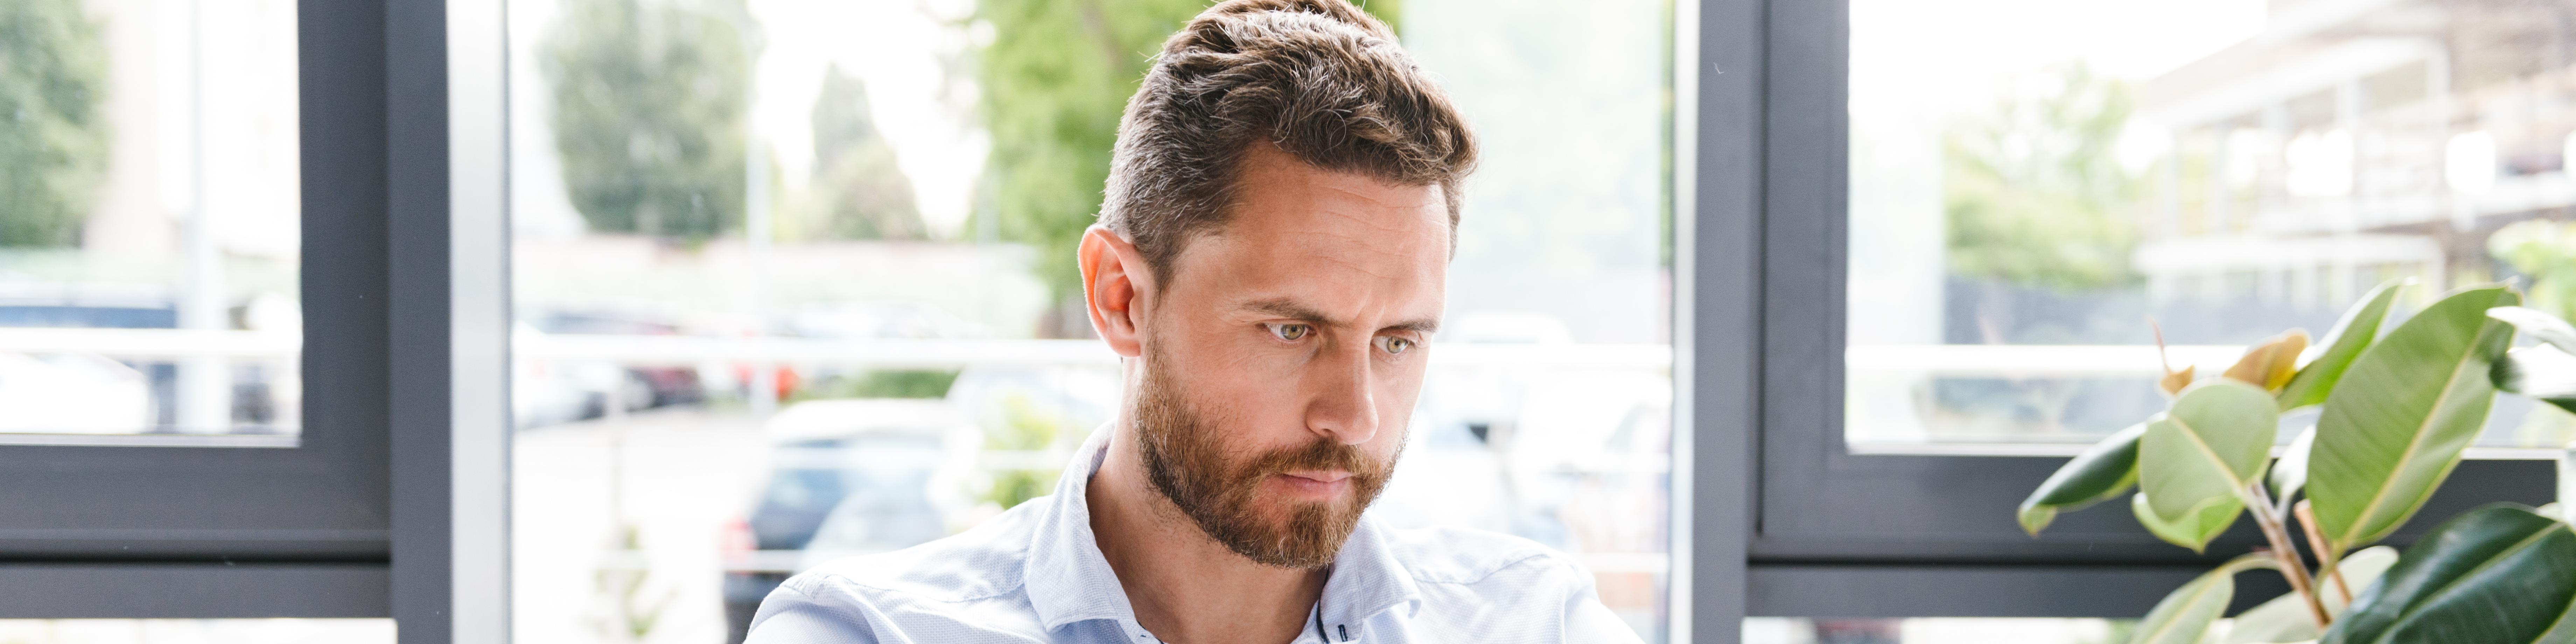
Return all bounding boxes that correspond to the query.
[1232,435,1388,481]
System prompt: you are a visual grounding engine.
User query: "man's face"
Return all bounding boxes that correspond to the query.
[1128,144,1448,569]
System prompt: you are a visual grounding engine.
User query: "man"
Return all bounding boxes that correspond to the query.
[746,1,1641,642]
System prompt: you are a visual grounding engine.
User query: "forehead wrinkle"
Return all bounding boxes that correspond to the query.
[1272,206,1443,285]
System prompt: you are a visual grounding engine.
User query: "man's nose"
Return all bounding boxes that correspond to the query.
[1303,340,1379,446]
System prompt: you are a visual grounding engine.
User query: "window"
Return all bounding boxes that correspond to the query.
[1847,0,2576,454]
[0,0,302,445]
[1718,0,2567,624]
[0,0,399,627]
[0,619,392,644]
[502,0,1676,642]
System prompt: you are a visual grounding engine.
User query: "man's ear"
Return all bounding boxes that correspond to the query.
[1078,225,1148,358]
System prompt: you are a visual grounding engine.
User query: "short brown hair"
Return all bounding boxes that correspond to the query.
[1099,0,1476,283]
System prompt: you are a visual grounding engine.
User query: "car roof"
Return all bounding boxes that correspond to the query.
[763,398,970,443]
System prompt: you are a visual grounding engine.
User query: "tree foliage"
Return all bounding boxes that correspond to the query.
[544,0,750,243]
[793,65,924,240]
[968,0,1401,317]
[0,0,109,248]
[1942,64,2142,291]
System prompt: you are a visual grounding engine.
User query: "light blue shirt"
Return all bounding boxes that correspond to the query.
[745,427,1644,643]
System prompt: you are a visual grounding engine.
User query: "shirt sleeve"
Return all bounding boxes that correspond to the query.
[744,581,883,644]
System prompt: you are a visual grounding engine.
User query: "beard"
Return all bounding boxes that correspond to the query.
[1130,346,1400,569]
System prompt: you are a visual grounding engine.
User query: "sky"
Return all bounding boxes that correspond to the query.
[509,0,989,240]
[1851,0,2269,120]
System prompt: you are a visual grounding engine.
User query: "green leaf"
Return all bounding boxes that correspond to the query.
[2494,344,2576,416]
[2136,380,2279,552]
[2310,285,2521,552]
[2320,505,2576,644]
[2020,423,2146,534]
[2278,280,2408,410]
[2489,306,2576,354]
[2131,553,2282,644]
[2271,426,2316,502]
[2222,546,2400,644]
[2135,487,2247,554]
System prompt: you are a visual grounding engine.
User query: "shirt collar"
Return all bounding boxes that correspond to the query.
[1022,425,1426,636]
[1022,425,1140,631]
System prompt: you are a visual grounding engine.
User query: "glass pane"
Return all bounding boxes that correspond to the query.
[1745,618,2129,644]
[0,0,302,444]
[506,0,1672,642]
[1848,0,2576,452]
[0,619,391,644]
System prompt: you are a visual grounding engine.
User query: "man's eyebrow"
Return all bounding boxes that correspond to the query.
[1238,298,1337,326]
[1384,317,1441,334]
[1237,298,1441,334]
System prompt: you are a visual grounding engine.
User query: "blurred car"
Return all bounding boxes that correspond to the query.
[525,309,705,407]
[0,352,150,433]
[718,399,977,643]
[513,309,708,428]
[0,295,288,432]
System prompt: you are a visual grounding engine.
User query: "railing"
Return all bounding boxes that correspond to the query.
[0,328,1672,369]
[34,332,2552,457]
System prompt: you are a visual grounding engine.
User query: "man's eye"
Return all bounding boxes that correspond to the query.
[1266,323,1312,341]
[1378,336,1414,355]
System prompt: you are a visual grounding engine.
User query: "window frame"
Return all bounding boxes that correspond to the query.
[1714,0,2560,622]
[0,0,402,617]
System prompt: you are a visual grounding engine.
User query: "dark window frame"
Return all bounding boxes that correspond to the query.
[0,0,415,619]
[1690,0,2560,624]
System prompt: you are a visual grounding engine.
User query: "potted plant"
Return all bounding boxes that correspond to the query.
[2018,279,2576,644]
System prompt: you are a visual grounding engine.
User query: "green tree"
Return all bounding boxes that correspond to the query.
[968,0,1399,333]
[0,0,108,247]
[792,65,924,240]
[1942,64,2143,291]
[544,0,750,243]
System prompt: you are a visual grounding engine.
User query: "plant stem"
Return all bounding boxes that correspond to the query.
[2295,500,2351,604]
[2248,483,2331,628]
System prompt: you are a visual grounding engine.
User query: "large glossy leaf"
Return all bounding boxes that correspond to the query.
[2137,380,2279,552]
[2320,505,2576,644]
[2310,285,2520,552]
[2019,423,2145,534]
[2271,426,2317,502]
[2135,490,2245,554]
[2223,546,2400,644]
[2278,280,2407,410]
[2132,554,2283,644]
[2494,344,2576,415]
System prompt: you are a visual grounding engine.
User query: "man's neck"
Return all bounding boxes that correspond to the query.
[1087,431,1328,644]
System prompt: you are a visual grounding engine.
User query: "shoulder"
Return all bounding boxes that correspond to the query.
[1377,526,1646,643]
[1381,525,1591,588]
[785,498,1044,605]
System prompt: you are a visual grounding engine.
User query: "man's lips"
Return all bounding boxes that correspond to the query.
[1270,470,1354,496]
[1280,470,1352,484]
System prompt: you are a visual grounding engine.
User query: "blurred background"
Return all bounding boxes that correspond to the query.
[4,0,2574,641]
[1848,0,2576,458]
[494,0,1674,642]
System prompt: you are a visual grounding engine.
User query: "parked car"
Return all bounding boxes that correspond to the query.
[0,352,150,433]
[718,399,977,643]
[525,308,705,408]
[513,309,707,429]
[0,296,291,433]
